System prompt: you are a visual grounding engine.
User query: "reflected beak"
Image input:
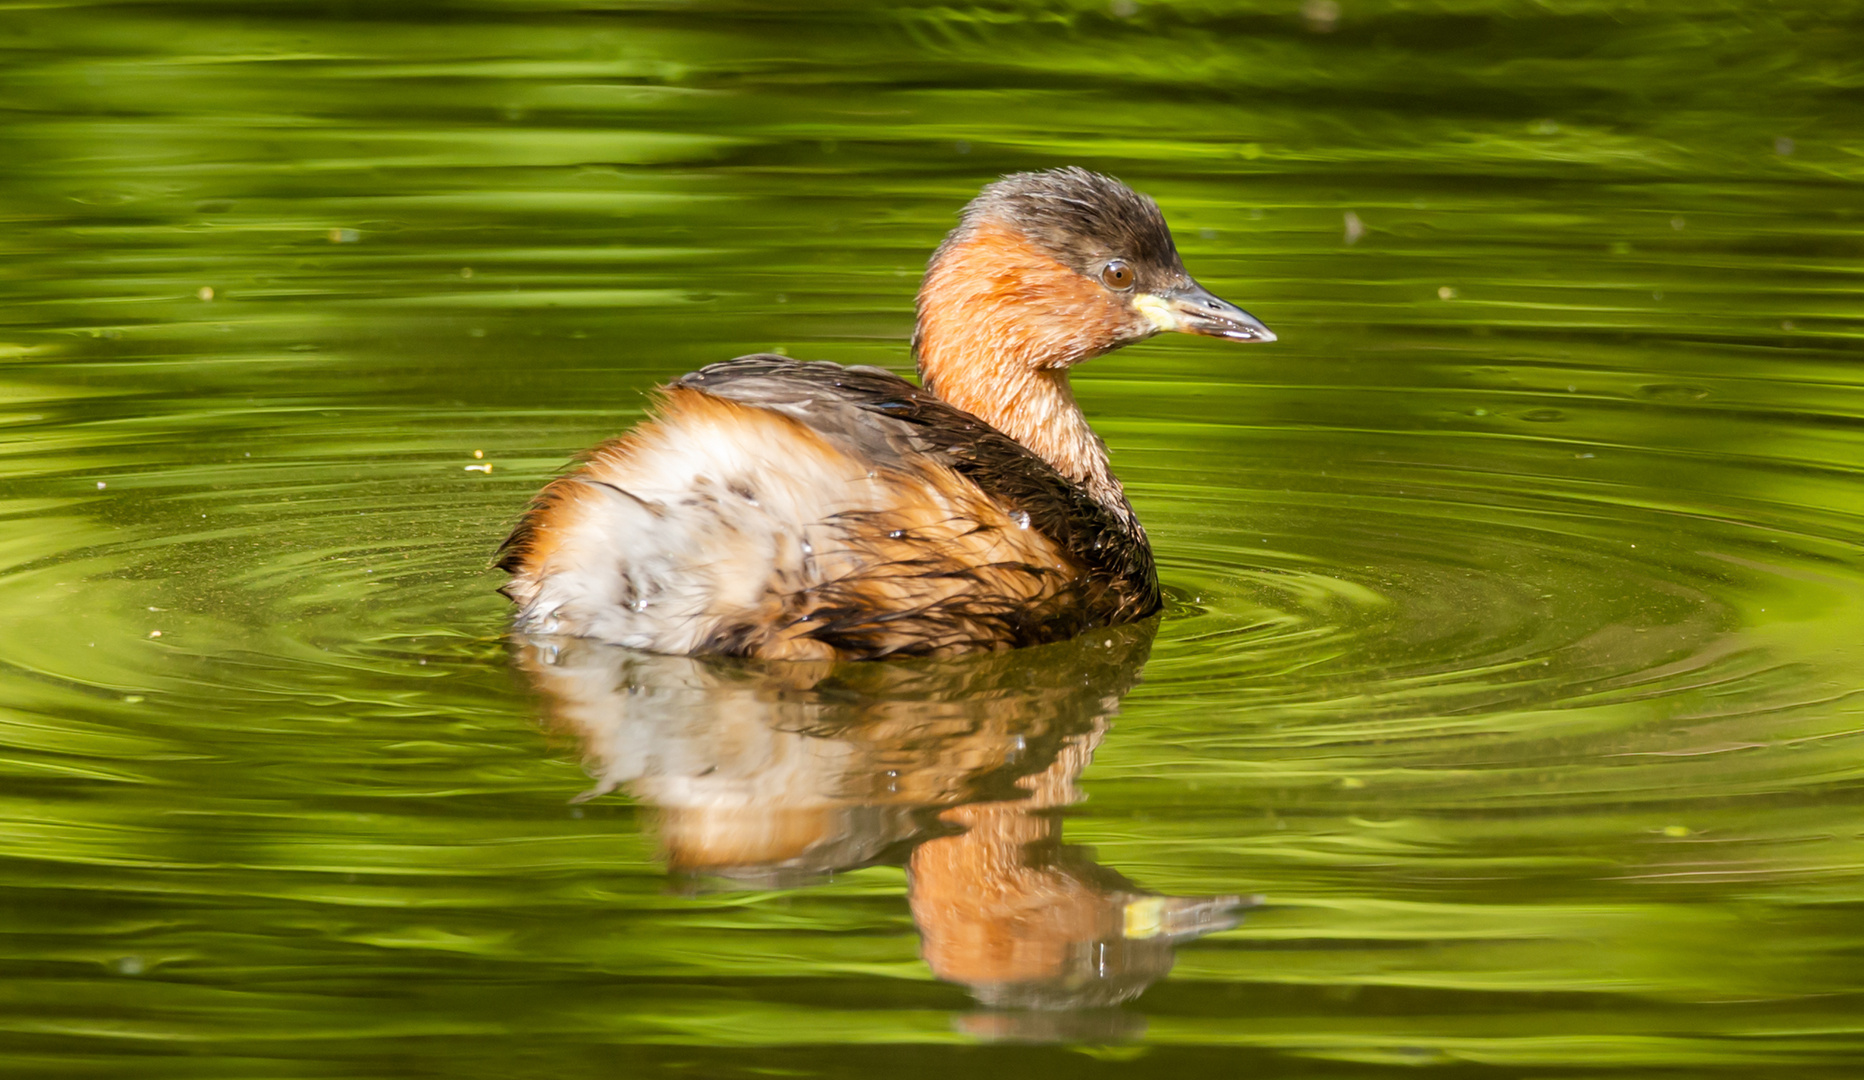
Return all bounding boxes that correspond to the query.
[1133,282,1277,343]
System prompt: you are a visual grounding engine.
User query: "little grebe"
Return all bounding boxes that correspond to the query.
[498,167,1274,660]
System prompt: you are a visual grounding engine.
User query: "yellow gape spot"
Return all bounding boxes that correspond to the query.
[1133,293,1179,332]
[1123,896,1165,939]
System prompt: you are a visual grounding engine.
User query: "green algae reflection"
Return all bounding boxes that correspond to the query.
[1,1,1863,1076]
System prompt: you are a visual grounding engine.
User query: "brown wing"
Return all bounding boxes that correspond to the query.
[670,355,1160,625]
[498,357,1159,660]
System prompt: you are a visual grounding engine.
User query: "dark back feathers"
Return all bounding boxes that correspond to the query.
[672,355,1161,627]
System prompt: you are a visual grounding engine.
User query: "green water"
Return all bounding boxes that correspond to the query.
[3,1,1863,1075]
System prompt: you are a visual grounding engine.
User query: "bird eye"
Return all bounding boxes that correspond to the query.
[1100,260,1134,290]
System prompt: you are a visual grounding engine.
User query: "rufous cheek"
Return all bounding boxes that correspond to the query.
[1110,302,1161,346]
[921,219,1149,371]
[1015,265,1140,367]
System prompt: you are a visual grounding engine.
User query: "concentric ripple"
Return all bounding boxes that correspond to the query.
[4,0,1864,1074]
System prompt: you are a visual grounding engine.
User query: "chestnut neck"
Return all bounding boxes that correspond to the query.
[912,220,1128,514]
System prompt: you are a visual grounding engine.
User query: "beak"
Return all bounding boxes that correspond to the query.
[1134,281,1277,343]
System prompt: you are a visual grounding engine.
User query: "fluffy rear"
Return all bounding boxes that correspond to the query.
[499,388,1082,660]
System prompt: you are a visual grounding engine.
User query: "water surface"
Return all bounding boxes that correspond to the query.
[2,2,1863,1076]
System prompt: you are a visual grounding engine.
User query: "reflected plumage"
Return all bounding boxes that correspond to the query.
[499,168,1273,659]
[514,622,1249,1010]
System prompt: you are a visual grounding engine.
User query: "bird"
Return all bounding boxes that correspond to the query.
[497,167,1275,660]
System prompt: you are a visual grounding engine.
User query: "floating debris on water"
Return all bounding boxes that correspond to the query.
[1302,0,1341,31]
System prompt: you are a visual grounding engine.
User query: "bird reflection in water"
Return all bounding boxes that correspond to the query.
[513,620,1248,1023]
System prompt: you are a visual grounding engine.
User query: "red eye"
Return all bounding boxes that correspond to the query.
[1100,260,1134,289]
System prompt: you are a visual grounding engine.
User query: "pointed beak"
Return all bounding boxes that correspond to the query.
[1134,281,1277,343]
